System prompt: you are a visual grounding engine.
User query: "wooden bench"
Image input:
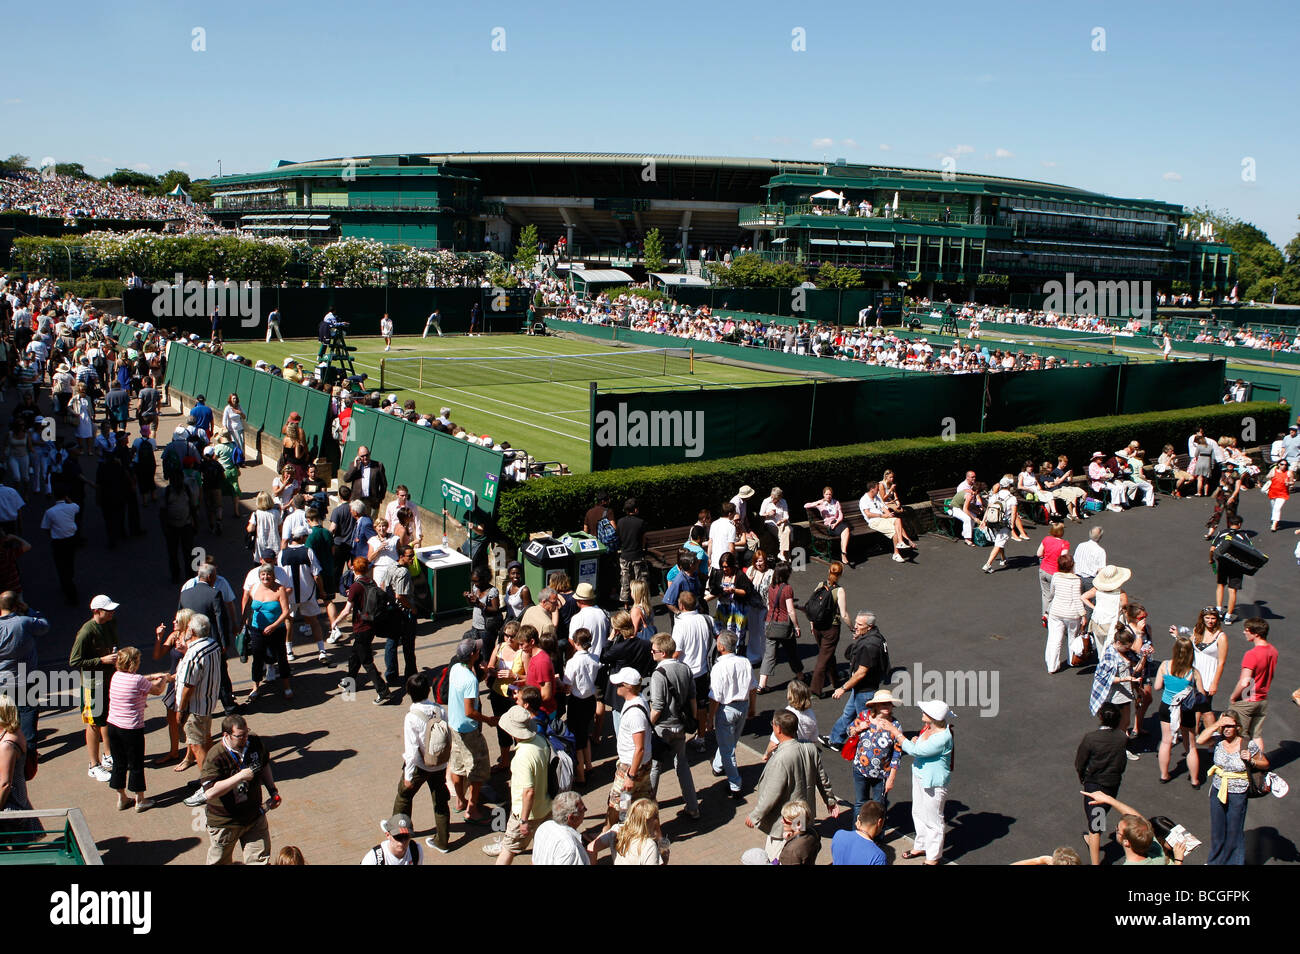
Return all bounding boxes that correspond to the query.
[803,506,893,565]
[1152,454,1191,496]
[644,526,691,575]
[925,488,961,540]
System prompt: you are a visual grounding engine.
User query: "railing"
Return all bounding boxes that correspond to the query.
[740,203,991,227]
[218,198,497,214]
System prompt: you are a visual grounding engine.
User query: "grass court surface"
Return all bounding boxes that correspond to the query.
[232,333,811,472]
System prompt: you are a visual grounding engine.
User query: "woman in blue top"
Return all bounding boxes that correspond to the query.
[1153,635,1205,787]
[882,698,954,865]
[244,565,292,705]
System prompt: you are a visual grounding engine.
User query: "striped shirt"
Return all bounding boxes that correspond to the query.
[176,637,223,716]
[107,672,152,730]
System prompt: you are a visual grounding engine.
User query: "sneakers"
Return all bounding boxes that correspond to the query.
[425,837,450,854]
[373,694,393,706]
[327,628,343,644]
[182,788,207,807]
[101,755,114,769]
[318,650,330,664]
[892,553,905,563]
[1108,505,1124,512]
[817,734,835,751]
[285,649,296,663]
[1125,750,1140,762]
[134,797,156,812]
[88,764,111,782]
[246,685,265,703]
[1223,614,1239,624]
[982,564,995,574]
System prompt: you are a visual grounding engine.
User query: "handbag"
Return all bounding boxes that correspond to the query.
[840,735,858,762]
[235,624,254,663]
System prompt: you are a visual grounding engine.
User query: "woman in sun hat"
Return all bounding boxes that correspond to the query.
[1081,564,1131,649]
[845,688,903,818]
[880,698,953,864]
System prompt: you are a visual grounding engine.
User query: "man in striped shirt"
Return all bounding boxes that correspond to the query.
[176,614,223,805]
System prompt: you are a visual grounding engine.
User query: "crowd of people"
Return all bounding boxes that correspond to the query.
[0,171,214,231]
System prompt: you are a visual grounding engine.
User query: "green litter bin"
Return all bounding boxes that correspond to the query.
[561,532,606,594]
[522,535,573,595]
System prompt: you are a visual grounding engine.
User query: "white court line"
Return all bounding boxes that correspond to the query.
[346,357,591,444]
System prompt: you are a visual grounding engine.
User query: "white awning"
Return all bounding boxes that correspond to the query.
[649,272,711,286]
[769,237,788,244]
[809,238,839,246]
[570,268,634,283]
[810,189,845,201]
[867,240,895,248]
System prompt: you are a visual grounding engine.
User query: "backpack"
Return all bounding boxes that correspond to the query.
[596,514,619,548]
[370,841,421,866]
[427,664,451,705]
[539,717,576,794]
[983,497,1005,526]
[161,443,183,482]
[358,578,392,626]
[162,483,196,528]
[279,544,315,605]
[200,456,224,490]
[804,582,837,629]
[420,706,452,766]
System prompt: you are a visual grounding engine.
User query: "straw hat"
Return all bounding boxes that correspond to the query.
[1092,565,1132,592]
[866,689,902,707]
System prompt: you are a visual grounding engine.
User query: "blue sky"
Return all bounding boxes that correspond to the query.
[6,0,1298,244]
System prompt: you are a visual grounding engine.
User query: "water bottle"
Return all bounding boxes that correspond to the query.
[618,791,631,821]
[441,534,448,550]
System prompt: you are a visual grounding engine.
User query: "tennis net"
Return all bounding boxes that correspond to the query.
[379,346,694,391]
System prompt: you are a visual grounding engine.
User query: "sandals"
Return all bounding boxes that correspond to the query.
[900,849,926,860]
[173,757,197,773]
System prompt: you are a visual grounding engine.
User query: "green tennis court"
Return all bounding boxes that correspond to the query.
[230,333,811,472]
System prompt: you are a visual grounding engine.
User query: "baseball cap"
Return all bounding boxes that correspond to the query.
[609,667,643,687]
[381,813,413,836]
[90,594,120,612]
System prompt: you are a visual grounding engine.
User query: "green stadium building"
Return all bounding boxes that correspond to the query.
[209,152,1233,299]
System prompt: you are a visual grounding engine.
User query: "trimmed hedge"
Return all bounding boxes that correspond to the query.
[494,402,1289,543]
[1018,402,1288,471]
[495,431,1038,543]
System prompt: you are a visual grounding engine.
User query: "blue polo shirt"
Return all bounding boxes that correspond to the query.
[831,830,887,865]
[447,662,481,733]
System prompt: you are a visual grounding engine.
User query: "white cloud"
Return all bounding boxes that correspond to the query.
[953,144,974,156]
[177,161,191,169]
[812,137,834,149]
[1162,171,1182,182]
[841,139,858,149]
[878,143,892,151]
[131,162,152,172]
[2,98,20,105]
[994,147,1014,159]
[1041,160,1058,168]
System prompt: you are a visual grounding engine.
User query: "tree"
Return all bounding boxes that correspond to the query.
[103,168,160,191]
[643,227,664,272]
[513,223,539,272]
[0,154,31,175]
[54,162,92,180]
[188,179,214,205]
[157,170,193,195]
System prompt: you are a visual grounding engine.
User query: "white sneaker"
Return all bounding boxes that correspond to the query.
[1125,750,1140,761]
[425,837,450,854]
[285,648,296,662]
[100,755,114,769]
[892,553,905,563]
[88,765,111,782]
[318,650,330,663]
[328,628,342,644]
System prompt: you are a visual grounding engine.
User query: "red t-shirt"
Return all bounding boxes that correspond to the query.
[1241,643,1278,700]
[1039,537,1070,574]
[526,651,557,714]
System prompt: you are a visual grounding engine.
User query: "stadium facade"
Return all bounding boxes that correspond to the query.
[209,152,1234,298]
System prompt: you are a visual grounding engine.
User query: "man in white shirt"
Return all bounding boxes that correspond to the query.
[532,791,591,865]
[1072,526,1107,597]
[569,588,610,657]
[672,590,714,696]
[41,493,81,604]
[709,631,755,798]
[759,487,792,561]
[361,814,422,865]
[708,502,739,570]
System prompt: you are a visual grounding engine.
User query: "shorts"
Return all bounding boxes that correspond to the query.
[449,727,489,783]
[1215,568,1243,590]
[990,527,1011,548]
[499,813,535,854]
[80,675,107,726]
[567,694,596,749]
[867,517,897,536]
[184,712,213,746]
[1082,782,1117,833]
[1191,692,1215,715]
[1229,699,1267,740]
[608,762,653,810]
[294,599,322,618]
[693,674,710,714]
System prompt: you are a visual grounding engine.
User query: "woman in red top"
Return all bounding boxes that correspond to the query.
[1265,457,1290,532]
[1036,523,1070,624]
